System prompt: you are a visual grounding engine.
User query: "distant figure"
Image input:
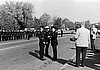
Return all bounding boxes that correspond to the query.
[51,26,58,61]
[90,24,97,52]
[61,29,63,37]
[27,30,30,40]
[75,22,90,67]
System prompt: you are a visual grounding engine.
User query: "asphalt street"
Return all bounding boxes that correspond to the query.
[0,34,100,70]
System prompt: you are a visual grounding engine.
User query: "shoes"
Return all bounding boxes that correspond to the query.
[81,65,84,67]
[52,58,57,61]
[40,57,46,61]
[76,65,79,67]
[44,54,49,57]
[81,64,84,67]
[76,64,84,67]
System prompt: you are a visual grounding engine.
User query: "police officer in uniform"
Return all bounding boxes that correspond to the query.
[44,26,51,56]
[37,26,45,60]
[51,26,58,61]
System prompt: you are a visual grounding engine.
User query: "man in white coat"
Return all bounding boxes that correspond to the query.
[60,22,90,70]
[75,22,90,67]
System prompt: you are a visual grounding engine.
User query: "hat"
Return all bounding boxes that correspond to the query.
[51,26,56,29]
[45,26,49,29]
[40,26,44,29]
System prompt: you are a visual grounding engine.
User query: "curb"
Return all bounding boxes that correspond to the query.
[0,38,38,46]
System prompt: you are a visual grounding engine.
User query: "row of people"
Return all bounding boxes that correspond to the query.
[0,31,33,41]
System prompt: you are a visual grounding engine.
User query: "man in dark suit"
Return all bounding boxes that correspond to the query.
[51,26,58,61]
[44,26,51,56]
[37,26,46,60]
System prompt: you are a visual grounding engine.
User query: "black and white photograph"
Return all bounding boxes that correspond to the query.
[0,0,100,70]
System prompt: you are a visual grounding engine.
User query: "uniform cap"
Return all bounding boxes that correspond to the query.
[45,26,49,29]
[51,26,56,29]
[40,26,44,29]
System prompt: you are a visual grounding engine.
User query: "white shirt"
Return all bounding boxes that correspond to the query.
[75,26,90,47]
[91,27,97,39]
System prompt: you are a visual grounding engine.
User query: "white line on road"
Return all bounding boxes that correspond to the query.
[0,46,19,51]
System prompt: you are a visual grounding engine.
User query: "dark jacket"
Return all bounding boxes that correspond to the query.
[37,31,45,44]
[44,30,51,43]
[51,31,58,46]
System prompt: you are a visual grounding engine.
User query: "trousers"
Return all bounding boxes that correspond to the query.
[76,46,87,67]
[45,42,50,55]
[91,39,95,51]
[39,42,45,58]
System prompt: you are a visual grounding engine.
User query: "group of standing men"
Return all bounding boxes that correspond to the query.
[36,22,98,69]
[37,26,58,61]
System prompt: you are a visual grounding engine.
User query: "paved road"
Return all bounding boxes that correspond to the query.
[0,35,74,70]
[0,38,39,70]
[0,34,100,70]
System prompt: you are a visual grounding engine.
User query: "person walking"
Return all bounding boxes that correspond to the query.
[51,26,58,61]
[37,26,46,60]
[75,22,90,67]
[90,24,97,52]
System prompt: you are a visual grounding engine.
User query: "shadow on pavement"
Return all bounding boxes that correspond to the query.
[56,58,77,67]
[95,49,100,53]
[34,50,69,64]
[67,61,77,67]
[57,59,68,65]
[85,51,100,70]
[34,50,54,60]
[29,51,40,59]
[29,51,45,61]
[69,47,100,69]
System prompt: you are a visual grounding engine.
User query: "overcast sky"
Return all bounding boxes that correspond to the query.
[1,0,100,23]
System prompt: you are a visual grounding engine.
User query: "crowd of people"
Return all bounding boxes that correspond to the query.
[0,31,34,41]
[0,21,97,69]
[34,21,98,70]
